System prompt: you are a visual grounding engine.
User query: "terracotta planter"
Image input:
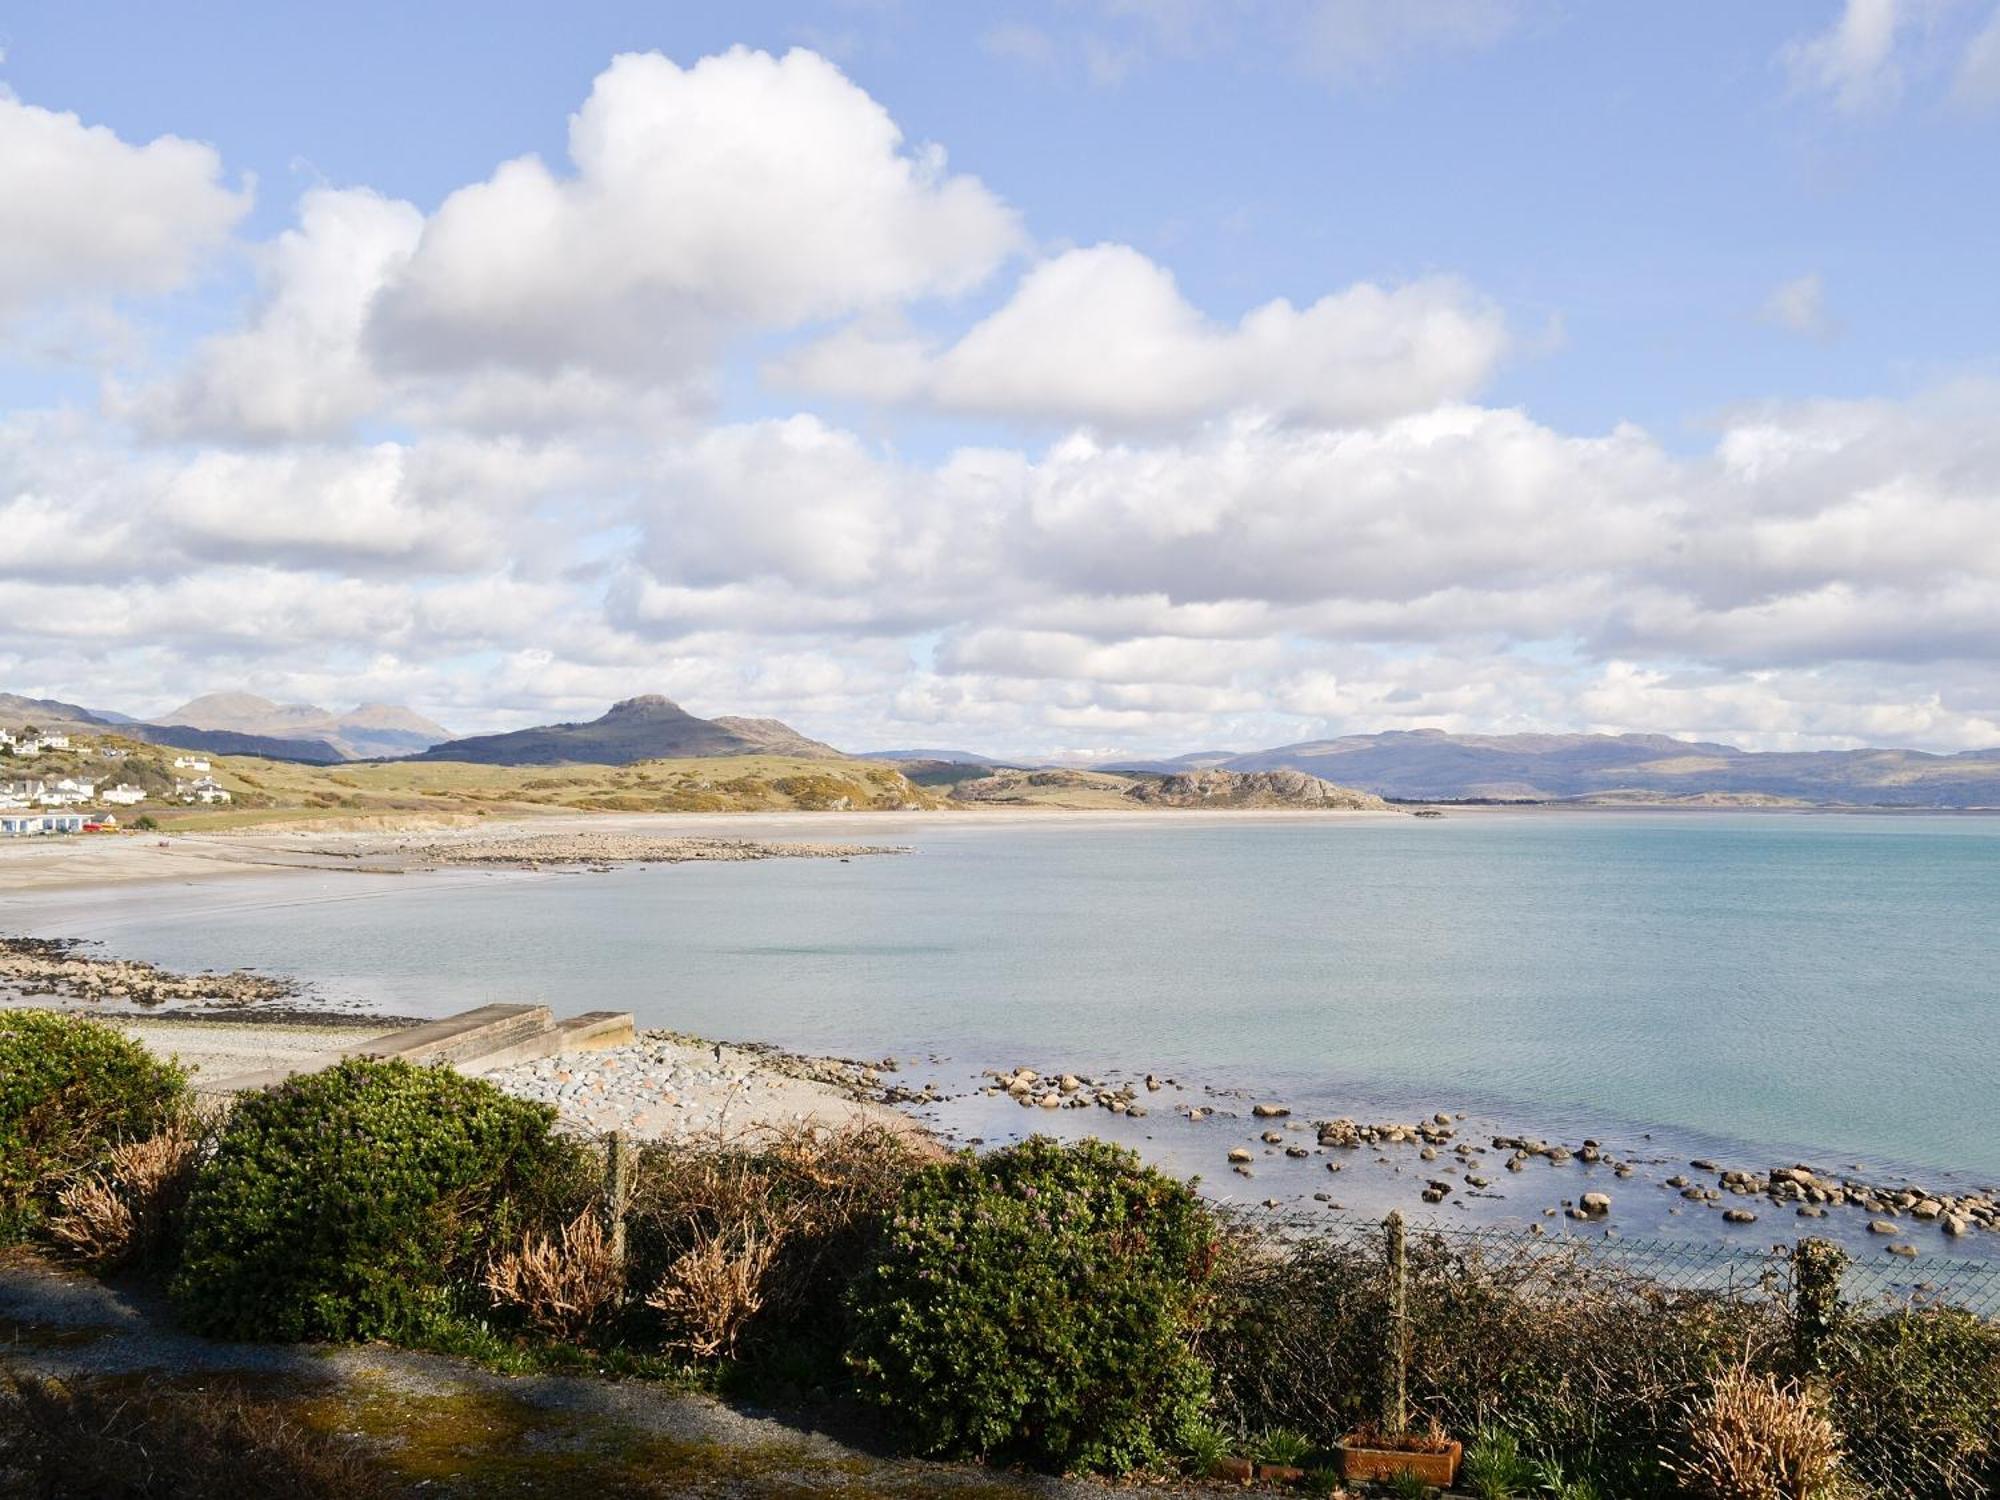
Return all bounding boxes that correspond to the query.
[1256,1461,1307,1484]
[1207,1454,1254,1484]
[1334,1436,1462,1486]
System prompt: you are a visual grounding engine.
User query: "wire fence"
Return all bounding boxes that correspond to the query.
[1204,1206,2000,1500]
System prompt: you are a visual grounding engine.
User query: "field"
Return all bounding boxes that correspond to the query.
[18,737,940,831]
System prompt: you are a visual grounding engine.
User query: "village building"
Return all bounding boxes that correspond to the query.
[1,811,86,836]
[98,783,148,806]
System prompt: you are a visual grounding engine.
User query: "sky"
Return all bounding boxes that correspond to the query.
[4,0,2000,756]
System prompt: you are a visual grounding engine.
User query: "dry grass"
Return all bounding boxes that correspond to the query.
[0,1372,400,1499]
[645,1223,783,1359]
[47,1123,199,1270]
[482,1209,624,1341]
[630,1121,928,1362]
[1671,1361,1847,1500]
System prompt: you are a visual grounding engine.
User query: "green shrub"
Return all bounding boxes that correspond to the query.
[843,1135,1222,1474]
[1825,1303,2000,1499]
[171,1058,583,1342]
[0,1009,187,1240]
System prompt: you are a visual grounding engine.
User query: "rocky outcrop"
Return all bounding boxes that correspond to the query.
[1123,769,1389,811]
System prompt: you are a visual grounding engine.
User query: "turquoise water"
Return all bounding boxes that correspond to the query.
[11,812,2000,1183]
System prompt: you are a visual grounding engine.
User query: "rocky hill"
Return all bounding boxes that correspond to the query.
[1123,769,1390,810]
[410,696,842,766]
[162,693,452,760]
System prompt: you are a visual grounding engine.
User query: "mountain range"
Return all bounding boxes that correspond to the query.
[159,693,453,761]
[1092,729,2000,807]
[0,692,354,763]
[408,695,842,766]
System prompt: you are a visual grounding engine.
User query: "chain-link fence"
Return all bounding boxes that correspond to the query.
[1203,1207,2000,1499]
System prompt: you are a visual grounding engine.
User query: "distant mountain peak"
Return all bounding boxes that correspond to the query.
[413,698,842,766]
[606,694,687,716]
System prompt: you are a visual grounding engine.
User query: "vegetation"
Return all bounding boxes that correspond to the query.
[47,1120,202,1271]
[1669,1362,1846,1500]
[107,744,937,830]
[171,1058,586,1341]
[3,1013,1996,1496]
[1824,1304,2000,1499]
[627,1121,927,1374]
[844,1136,1223,1474]
[0,1009,187,1241]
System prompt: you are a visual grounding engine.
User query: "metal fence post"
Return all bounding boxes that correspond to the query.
[1384,1209,1410,1438]
[1792,1236,1846,1376]
[603,1129,632,1267]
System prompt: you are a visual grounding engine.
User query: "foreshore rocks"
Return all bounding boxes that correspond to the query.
[400,834,908,869]
[0,936,297,1008]
[982,1065,1154,1119]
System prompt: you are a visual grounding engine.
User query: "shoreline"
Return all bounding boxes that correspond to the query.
[7,800,1993,899]
[9,818,1997,1262]
[19,992,1993,1264]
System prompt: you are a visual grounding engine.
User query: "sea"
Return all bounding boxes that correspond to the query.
[9,810,1999,1249]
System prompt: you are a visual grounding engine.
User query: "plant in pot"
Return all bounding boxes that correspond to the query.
[1333,1415,1461,1487]
[1332,1213,1463,1487]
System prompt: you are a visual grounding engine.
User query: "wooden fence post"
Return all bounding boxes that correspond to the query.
[1792,1236,1846,1376]
[1384,1209,1410,1438]
[603,1129,632,1267]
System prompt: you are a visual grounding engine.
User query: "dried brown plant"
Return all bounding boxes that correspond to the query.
[645,1222,784,1359]
[1672,1359,1846,1500]
[630,1120,927,1360]
[47,1122,198,1269]
[483,1208,624,1339]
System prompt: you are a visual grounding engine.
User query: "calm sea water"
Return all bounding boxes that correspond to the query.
[10,812,2000,1186]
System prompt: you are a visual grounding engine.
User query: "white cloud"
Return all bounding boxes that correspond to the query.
[123,187,422,441]
[1759,272,1836,339]
[6,48,2000,758]
[368,48,1021,382]
[1783,0,1906,112]
[776,244,1507,430]
[0,91,248,326]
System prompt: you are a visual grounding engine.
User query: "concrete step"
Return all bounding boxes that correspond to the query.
[201,1003,556,1095]
[368,1003,554,1066]
[459,1010,636,1074]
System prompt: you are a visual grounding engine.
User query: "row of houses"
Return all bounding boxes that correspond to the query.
[1,777,154,808]
[0,811,100,836]
[0,728,72,757]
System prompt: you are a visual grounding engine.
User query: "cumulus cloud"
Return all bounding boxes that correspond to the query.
[0,91,248,327]
[6,48,2000,758]
[368,48,1021,382]
[123,187,422,442]
[776,245,1507,430]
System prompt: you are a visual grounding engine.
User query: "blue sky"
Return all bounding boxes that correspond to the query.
[4,2,2000,753]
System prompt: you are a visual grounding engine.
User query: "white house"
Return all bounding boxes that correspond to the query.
[172,755,212,772]
[36,778,95,807]
[1,811,85,836]
[12,739,42,757]
[40,733,70,750]
[1,779,48,802]
[99,783,147,806]
[176,776,232,804]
